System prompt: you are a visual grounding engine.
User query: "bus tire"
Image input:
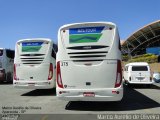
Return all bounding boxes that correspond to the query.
[124,80,128,86]
[6,72,12,83]
[0,74,5,83]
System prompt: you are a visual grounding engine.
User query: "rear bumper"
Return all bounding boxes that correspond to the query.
[56,87,123,101]
[126,80,153,84]
[13,80,55,89]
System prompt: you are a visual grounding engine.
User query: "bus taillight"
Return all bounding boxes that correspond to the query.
[48,63,53,80]
[56,61,63,88]
[115,60,122,88]
[14,64,17,80]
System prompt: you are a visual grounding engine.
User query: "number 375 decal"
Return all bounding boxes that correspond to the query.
[61,62,68,66]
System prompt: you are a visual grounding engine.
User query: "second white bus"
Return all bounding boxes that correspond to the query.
[56,22,123,101]
[13,38,57,89]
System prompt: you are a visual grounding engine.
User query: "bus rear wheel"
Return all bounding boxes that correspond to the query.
[6,72,12,83]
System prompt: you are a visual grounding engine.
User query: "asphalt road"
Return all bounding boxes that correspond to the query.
[0,83,160,120]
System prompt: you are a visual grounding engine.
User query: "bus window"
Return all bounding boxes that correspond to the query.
[52,49,56,59]
[6,50,14,59]
[0,50,3,56]
[53,43,58,52]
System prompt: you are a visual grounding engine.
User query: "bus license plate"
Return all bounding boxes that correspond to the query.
[83,92,95,97]
[28,83,35,86]
[138,77,144,80]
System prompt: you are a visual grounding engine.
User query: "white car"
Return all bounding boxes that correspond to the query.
[123,62,153,87]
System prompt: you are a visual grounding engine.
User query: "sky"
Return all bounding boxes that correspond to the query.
[0,0,160,49]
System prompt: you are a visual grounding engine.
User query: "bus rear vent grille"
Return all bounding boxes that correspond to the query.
[68,51,108,62]
[20,54,45,65]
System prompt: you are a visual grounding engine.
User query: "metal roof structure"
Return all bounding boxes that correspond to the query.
[122,20,160,56]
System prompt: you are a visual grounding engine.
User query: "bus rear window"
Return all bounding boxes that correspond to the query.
[0,50,3,56]
[22,42,43,52]
[132,66,148,71]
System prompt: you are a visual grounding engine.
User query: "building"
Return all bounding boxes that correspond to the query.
[122,20,160,56]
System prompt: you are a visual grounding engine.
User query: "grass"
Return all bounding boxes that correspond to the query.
[149,63,160,72]
[123,54,158,63]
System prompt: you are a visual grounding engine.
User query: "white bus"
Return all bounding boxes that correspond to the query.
[56,22,123,101]
[123,62,153,86]
[0,48,14,83]
[13,38,57,89]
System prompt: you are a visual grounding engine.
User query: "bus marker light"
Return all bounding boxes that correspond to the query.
[109,27,112,30]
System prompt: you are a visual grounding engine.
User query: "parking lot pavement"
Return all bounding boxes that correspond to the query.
[0,83,160,116]
[64,84,160,114]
